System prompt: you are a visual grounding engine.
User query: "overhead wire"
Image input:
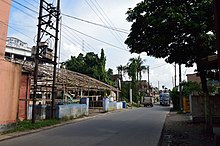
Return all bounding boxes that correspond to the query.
[94,0,126,37]
[91,0,125,42]
[61,30,119,69]
[12,0,38,14]
[62,23,129,52]
[4,0,131,69]
[62,26,119,67]
[6,0,130,52]
[23,0,38,10]
[1,0,36,19]
[62,26,97,53]
[28,0,129,34]
[0,20,33,41]
[31,0,39,4]
[84,0,126,49]
[62,14,129,34]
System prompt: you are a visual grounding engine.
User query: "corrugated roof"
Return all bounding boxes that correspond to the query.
[13,60,119,92]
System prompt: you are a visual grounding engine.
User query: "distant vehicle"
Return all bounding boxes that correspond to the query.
[160,92,170,106]
[143,96,153,107]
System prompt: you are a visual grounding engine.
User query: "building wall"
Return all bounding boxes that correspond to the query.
[191,95,220,123]
[0,0,11,58]
[187,73,201,83]
[0,0,22,132]
[5,37,32,61]
[0,60,21,132]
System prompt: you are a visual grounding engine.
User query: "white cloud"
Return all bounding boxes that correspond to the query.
[59,42,84,62]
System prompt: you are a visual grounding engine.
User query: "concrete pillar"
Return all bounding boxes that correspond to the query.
[86,98,89,115]
[130,89,132,104]
[103,98,109,112]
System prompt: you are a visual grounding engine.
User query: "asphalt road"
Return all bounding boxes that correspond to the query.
[0,104,170,146]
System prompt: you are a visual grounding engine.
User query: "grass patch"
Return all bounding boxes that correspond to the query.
[3,119,61,134]
[2,115,87,134]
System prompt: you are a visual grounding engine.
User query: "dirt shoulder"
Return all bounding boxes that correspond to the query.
[159,112,215,146]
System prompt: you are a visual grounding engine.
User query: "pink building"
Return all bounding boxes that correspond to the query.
[0,0,22,132]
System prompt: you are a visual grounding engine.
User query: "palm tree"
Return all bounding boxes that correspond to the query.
[136,56,147,81]
[124,58,137,83]
[125,56,147,82]
[116,65,125,81]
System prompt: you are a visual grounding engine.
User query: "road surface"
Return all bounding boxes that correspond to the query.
[0,104,170,146]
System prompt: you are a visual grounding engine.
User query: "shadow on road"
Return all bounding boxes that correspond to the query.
[142,103,171,112]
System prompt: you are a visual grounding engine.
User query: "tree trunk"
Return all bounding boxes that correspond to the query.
[199,69,213,134]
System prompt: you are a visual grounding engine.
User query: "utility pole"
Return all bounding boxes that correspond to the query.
[174,63,177,87]
[179,63,182,111]
[147,66,150,95]
[32,0,60,123]
[32,0,43,123]
[51,0,60,119]
[158,81,160,90]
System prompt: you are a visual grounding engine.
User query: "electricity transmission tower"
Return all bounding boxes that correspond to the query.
[32,0,60,123]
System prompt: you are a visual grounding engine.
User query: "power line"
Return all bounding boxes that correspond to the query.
[10,0,127,34]
[91,0,125,42]
[62,26,119,67]
[8,24,36,33]
[1,0,36,19]
[0,20,33,41]
[62,26,97,53]
[84,0,125,48]
[31,1,129,34]
[5,0,130,55]
[4,0,128,53]
[62,14,129,34]
[62,30,88,53]
[62,23,129,52]
[9,22,35,28]
[12,0,38,14]
[31,0,39,4]
[23,0,38,10]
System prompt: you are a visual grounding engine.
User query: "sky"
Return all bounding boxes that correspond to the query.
[6,0,196,90]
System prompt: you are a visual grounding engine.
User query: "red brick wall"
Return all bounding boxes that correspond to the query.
[18,73,30,121]
[187,74,201,83]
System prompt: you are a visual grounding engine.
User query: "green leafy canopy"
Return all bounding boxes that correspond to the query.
[62,49,113,85]
[125,0,216,67]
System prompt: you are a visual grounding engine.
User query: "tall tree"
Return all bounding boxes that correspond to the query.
[125,1,215,132]
[125,56,146,82]
[136,56,147,81]
[63,49,112,84]
[99,48,107,83]
[123,56,146,102]
[117,65,125,80]
[125,0,215,67]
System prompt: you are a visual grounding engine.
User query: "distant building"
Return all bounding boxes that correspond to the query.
[186,73,201,83]
[5,37,32,61]
[123,80,152,94]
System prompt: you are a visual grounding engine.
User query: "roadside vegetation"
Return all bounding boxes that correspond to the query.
[2,119,61,134]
